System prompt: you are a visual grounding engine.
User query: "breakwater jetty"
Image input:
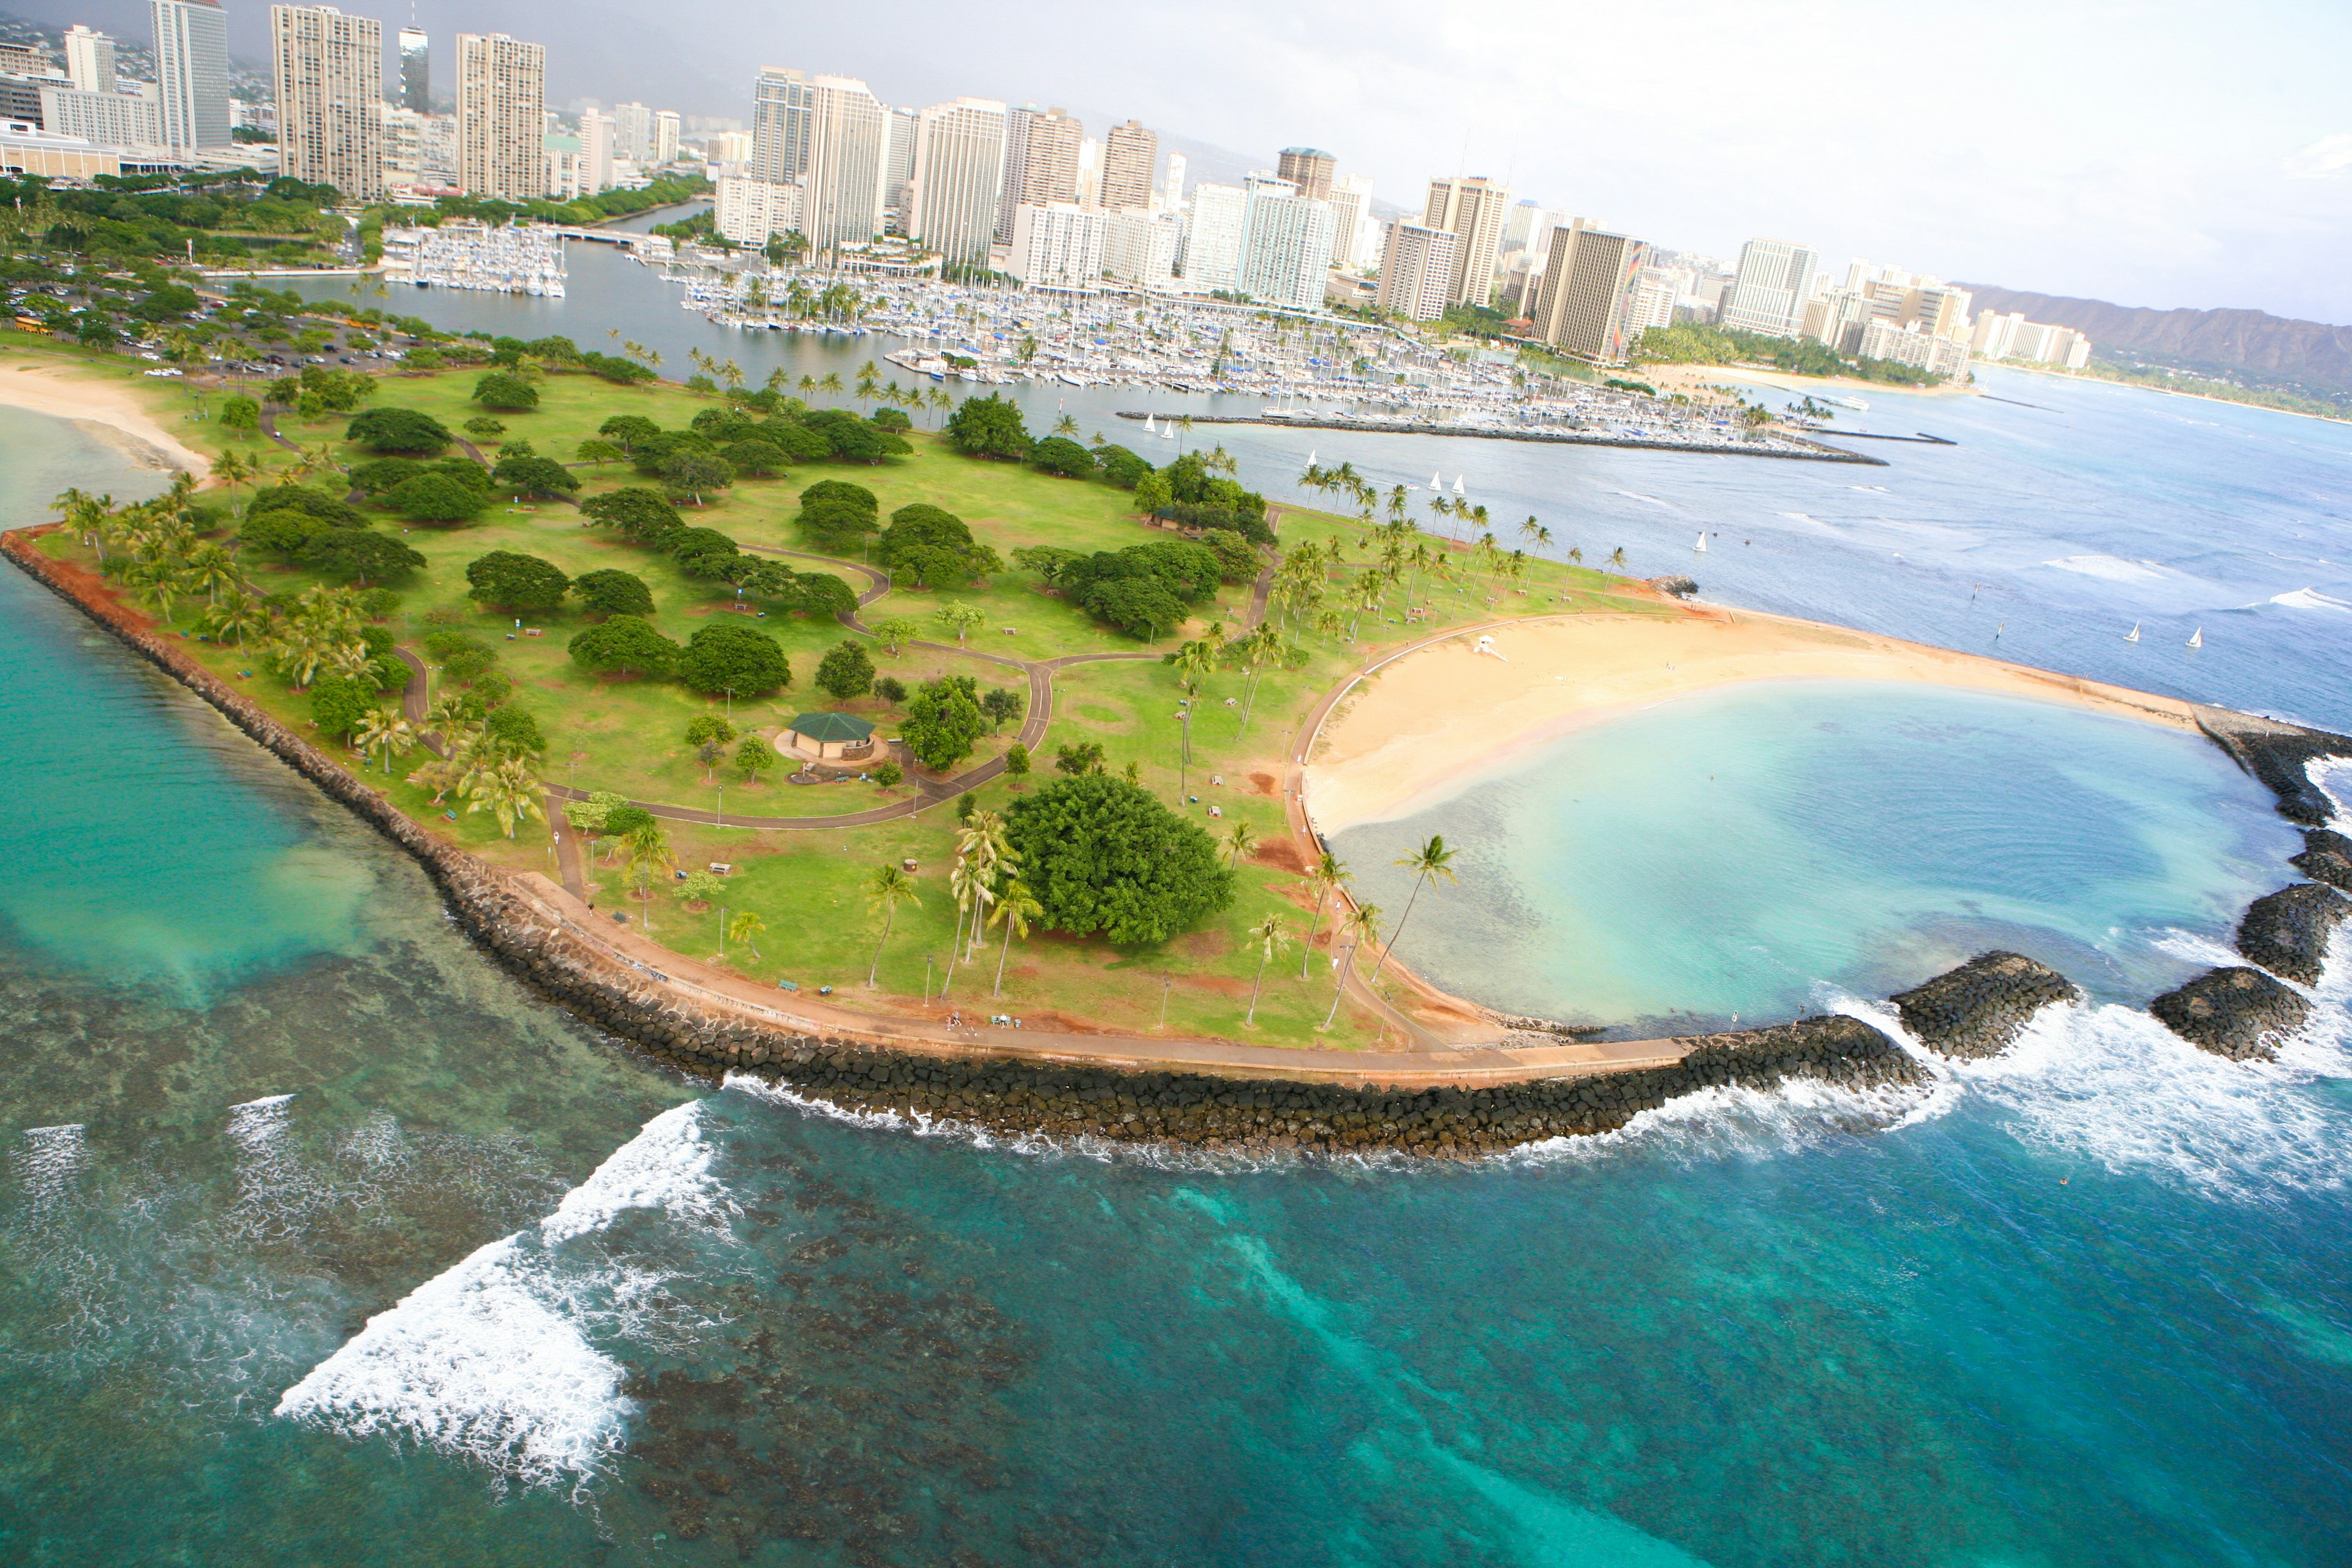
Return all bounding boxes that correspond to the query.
[1114,410,1889,466]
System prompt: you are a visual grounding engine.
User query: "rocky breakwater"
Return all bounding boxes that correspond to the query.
[2236,882,2351,988]
[1890,951,2081,1058]
[2150,968,2311,1061]
[2289,829,2352,894]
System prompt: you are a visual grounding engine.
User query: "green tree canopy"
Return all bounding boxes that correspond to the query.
[1031,435,1096,478]
[579,486,682,543]
[1095,443,1155,489]
[814,638,875,699]
[349,456,426,495]
[345,405,453,454]
[301,527,425,586]
[598,413,661,451]
[466,550,571,612]
[571,568,654,619]
[944,393,1033,460]
[473,372,540,410]
[722,438,790,477]
[660,450,733,503]
[490,453,580,496]
[567,614,680,679]
[1006,774,1235,944]
[899,674,986,771]
[679,622,790,695]
[877,503,1000,589]
[387,471,486,523]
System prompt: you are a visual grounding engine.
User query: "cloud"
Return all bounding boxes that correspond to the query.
[2283,134,2352,179]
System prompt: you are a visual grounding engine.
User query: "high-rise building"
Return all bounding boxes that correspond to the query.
[714,174,799,245]
[39,84,161,148]
[883,106,919,235]
[653,111,679,167]
[1161,151,1186,212]
[152,0,232,153]
[62,26,116,93]
[1179,182,1248,290]
[1626,265,1679,336]
[1020,107,1083,206]
[1374,222,1460,321]
[1276,146,1335,202]
[1075,135,1102,210]
[706,130,753,167]
[1719,238,1819,338]
[1237,177,1335,311]
[1325,173,1371,269]
[995,105,1037,243]
[1008,202,1105,287]
[398,25,428,113]
[580,110,614,193]
[908,97,1006,267]
[1422,175,1512,308]
[751,67,813,186]
[1529,222,1650,361]
[1501,201,1561,257]
[1101,119,1155,211]
[455,32,545,201]
[271,5,385,200]
[802,75,890,251]
[1102,210,1179,284]
[614,102,654,164]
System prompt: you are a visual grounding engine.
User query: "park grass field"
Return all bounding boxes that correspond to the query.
[29,356,1682,1049]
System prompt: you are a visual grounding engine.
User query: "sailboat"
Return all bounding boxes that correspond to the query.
[1694,532,1708,553]
[1144,413,1156,432]
[1307,450,1317,465]
[1452,475,1466,496]
[2125,622,2140,643]
[1430,472,1442,491]
[2188,627,2204,649]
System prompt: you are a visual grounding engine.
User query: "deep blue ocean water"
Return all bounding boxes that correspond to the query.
[2,351,2349,1563]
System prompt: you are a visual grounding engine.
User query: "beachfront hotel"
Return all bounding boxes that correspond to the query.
[1529,221,1651,362]
[270,3,385,202]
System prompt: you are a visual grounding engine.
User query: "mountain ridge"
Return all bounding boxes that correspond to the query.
[1958,284,2352,394]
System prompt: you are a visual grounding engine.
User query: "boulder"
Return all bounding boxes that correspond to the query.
[2236,882,2350,987]
[1889,951,2081,1058]
[2290,829,2352,894]
[2149,967,2310,1060]
[1647,575,1698,598]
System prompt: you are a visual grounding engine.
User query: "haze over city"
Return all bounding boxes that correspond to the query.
[13,0,2352,320]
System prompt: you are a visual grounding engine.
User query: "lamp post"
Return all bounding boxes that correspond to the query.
[1159,974,1172,1028]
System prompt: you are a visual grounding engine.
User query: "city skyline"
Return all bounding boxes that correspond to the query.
[12,0,2350,322]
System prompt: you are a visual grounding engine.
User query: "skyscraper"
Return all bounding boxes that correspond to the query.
[995,105,1036,244]
[908,97,1005,266]
[62,25,116,93]
[1374,223,1459,320]
[1020,108,1083,206]
[580,109,614,193]
[271,4,384,200]
[1276,146,1335,202]
[1325,173,1372,269]
[883,105,919,235]
[614,101,653,164]
[454,31,545,201]
[1718,238,1819,338]
[653,111,679,167]
[751,67,813,186]
[1529,222,1650,361]
[398,25,428,113]
[802,75,890,251]
[1422,175,1513,309]
[1180,182,1249,290]
[1236,178,1335,311]
[152,0,231,154]
[1101,119,1156,211]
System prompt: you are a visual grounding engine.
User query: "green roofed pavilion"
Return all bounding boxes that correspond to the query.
[782,710,878,761]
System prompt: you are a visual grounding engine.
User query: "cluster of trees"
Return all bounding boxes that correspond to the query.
[877,504,1001,589]
[582,403,912,509]
[941,396,1163,492]
[412,174,712,236]
[0,171,349,267]
[1633,323,1944,388]
[578,486,857,619]
[1137,451,1275,543]
[236,483,426,586]
[1012,538,1234,639]
[1004,774,1235,946]
[568,615,792,695]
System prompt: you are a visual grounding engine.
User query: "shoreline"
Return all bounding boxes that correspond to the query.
[1303,610,2207,835]
[0,358,211,476]
[1115,410,1887,465]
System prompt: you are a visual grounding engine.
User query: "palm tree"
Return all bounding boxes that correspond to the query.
[464,756,545,840]
[1052,413,1079,439]
[352,708,417,774]
[854,361,880,408]
[988,877,1041,997]
[820,371,844,404]
[728,910,766,960]
[1368,835,1457,985]
[209,448,254,488]
[201,587,268,647]
[866,863,920,986]
[797,374,818,401]
[1224,820,1257,868]
[1243,914,1292,1025]
[1607,546,1627,570]
[1322,903,1382,1029]
[182,543,238,605]
[1300,851,1350,978]
[622,820,673,930]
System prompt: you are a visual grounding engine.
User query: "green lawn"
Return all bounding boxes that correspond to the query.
[29,355,1685,1049]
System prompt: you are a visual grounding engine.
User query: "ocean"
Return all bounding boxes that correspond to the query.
[1,341,2348,1564]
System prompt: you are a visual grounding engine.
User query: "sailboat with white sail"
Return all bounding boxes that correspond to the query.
[2188,627,2204,649]
[2125,622,2140,643]
[1694,532,1708,552]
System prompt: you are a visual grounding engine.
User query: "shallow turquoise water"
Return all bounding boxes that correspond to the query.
[2,404,2348,1566]
[1335,680,2301,1034]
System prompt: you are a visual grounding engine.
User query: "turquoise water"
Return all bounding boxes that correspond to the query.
[3,404,2350,1564]
[1335,680,2302,1034]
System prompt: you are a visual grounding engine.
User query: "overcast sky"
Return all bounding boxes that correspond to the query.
[29,0,2352,321]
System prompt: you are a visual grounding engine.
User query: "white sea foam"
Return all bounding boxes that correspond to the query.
[274,1101,726,1487]
[2310,758,2352,820]
[2040,553,2196,586]
[1611,489,1670,507]
[2269,587,2352,612]
[11,1124,88,1218]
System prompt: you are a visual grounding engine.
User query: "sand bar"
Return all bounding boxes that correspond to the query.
[1302,610,2203,834]
[0,360,209,475]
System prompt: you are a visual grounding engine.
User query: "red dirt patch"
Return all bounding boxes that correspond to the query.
[1246,771,1278,796]
[1252,838,1308,875]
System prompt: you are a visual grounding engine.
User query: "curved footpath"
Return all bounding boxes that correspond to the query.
[10,526,2346,1156]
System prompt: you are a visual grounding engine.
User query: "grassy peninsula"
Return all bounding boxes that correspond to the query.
[15,341,1676,1050]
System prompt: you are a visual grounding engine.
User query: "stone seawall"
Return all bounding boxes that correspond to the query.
[4,527,1929,1157]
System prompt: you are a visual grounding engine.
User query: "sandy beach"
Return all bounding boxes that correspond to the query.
[1302,610,2203,834]
[0,360,210,475]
